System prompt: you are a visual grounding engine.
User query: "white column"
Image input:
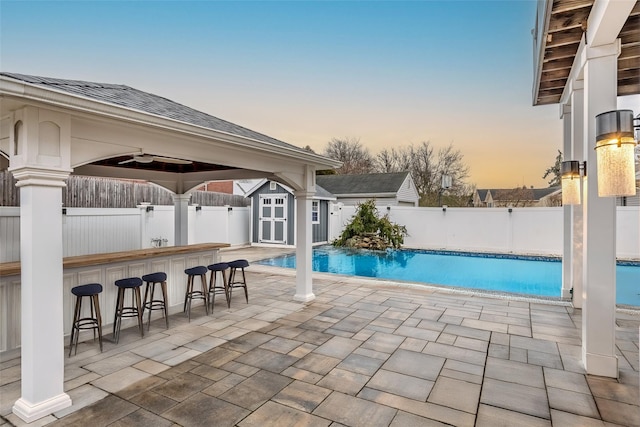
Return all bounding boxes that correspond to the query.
[11,170,72,422]
[581,40,619,378]
[294,190,315,302]
[9,106,73,422]
[173,194,191,246]
[570,84,585,309]
[561,104,573,299]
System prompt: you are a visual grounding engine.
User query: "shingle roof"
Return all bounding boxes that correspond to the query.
[476,189,489,201]
[480,187,561,202]
[1,72,301,151]
[316,172,409,195]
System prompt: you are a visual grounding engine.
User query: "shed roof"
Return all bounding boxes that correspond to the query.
[316,172,410,196]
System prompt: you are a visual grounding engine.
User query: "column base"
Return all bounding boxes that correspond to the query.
[583,351,618,378]
[561,288,572,299]
[13,393,72,423]
[293,293,315,302]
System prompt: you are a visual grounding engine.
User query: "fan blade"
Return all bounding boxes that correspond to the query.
[118,158,136,165]
[153,156,192,165]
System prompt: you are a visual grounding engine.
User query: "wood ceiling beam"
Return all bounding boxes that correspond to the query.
[551,0,593,15]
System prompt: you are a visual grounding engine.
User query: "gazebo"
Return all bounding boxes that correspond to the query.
[0,72,340,422]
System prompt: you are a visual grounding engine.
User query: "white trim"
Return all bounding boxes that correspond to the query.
[13,394,72,423]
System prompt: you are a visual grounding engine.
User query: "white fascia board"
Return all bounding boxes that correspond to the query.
[532,0,554,106]
[0,77,342,170]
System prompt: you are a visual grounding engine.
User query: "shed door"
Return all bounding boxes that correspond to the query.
[259,194,287,244]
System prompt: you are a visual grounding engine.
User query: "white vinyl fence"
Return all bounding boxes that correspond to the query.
[2,205,638,262]
[329,205,640,259]
[0,206,251,262]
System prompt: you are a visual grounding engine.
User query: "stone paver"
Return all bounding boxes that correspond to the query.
[1,248,638,427]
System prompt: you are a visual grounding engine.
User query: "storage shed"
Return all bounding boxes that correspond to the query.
[246,180,335,246]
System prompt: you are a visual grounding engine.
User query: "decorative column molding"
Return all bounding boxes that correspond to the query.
[8,107,73,422]
[581,41,618,378]
[173,194,191,246]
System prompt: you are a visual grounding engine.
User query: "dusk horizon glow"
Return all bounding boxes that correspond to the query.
[2,1,637,188]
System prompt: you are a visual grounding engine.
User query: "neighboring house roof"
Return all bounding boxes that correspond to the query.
[245,179,335,200]
[476,189,489,202]
[316,172,411,197]
[477,187,561,202]
[0,72,301,152]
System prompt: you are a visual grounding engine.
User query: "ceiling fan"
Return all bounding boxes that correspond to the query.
[118,154,192,165]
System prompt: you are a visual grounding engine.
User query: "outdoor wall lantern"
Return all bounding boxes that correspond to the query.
[146,205,154,212]
[561,160,586,205]
[442,205,447,212]
[195,205,202,212]
[595,110,637,197]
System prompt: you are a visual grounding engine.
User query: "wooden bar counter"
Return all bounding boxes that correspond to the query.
[0,243,230,353]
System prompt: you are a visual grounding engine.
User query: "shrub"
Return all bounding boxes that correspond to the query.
[333,200,407,249]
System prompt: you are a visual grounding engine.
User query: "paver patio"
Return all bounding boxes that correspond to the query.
[0,247,638,426]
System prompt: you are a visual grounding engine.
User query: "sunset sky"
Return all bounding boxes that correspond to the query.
[2,1,637,188]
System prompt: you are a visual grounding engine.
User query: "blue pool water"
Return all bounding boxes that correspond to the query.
[257,246,640,306]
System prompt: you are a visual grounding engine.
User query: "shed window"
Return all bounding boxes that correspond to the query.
[312,201,319,224]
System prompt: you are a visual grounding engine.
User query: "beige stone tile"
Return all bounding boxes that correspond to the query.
[313,391,397,427]
[484,357,545,388]
[548,386,599,418]
[273,380,332,412]
[317,368,370,395]
[550,409,606,427]
[476,404,551,427]
[389,411,450,426]
[366,369,433,401]
[595,397,640,426]
[239,401,331,427]
[543,367,590,394]
[53,383,109,418]
[358,387,475,427]
[480,378,550,419]
[133,359,169,375]
[428,376,481,414]
[383,349,445,381]
[91,367,151,394]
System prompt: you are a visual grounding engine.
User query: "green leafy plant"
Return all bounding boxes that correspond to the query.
[333,200,408,249]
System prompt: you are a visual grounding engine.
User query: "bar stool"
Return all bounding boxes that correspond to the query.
[207,262,230,310]
[227,259,249,305]
[141,272,169,330]
[113,277,144,344]
[69,283,103,357]
[184,266,209,320]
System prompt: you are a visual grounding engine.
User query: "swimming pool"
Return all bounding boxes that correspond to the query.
[257,245,640,306]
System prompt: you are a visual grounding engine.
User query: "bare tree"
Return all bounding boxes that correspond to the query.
[373,141,470,206]
[374,147,413,173]
[323,137,374,174]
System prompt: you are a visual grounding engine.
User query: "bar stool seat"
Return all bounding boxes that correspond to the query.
[184,266,209,321]
[227,259,249,305]
[69,283,103,356]
[141,272,169,330]
[207,262,229,310]
[113,277,144,344]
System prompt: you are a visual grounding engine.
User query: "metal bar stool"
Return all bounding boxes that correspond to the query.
[184,266,209,320]
[141,272,169,330]
[113,277,144,344]
[227,259,249,305]
[207,262,230,310]
[69,283,103,356]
